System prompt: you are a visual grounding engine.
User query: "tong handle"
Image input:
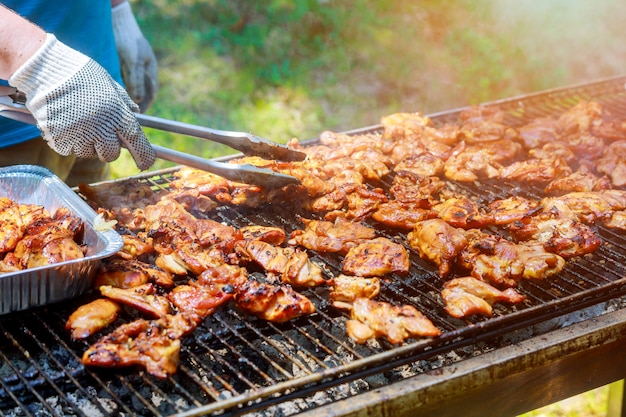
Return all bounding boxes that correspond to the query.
[152,145,300,188]
[135,113,306,162]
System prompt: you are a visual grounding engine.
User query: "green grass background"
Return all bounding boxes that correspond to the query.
[112,0,626,179]
[113,2,626,414]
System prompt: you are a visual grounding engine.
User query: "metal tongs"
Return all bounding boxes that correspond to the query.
[0,86,306,188]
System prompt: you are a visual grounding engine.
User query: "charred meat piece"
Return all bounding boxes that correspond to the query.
[238,239,325,287]
[288,218,376,255]
[328,274,381,306]
[407,219,467,278]
[116,233,154,260]
[100,283,172,319]
[544,166,612,195]
[432,196,494,229]
[540,190,626,224]
[65,299,122,340]
[372,201,438,231]
[168,281,233,318]
[488,196,542,226]
[82,316,182,379]
[342,237,410,277]
[234,279,316,323]
[13,222,85,269]
[596,140,626,187]
[508,211,602,258]
[500,157,572,183]
[95,258,174,289]
[517,116,560,149]
[470,239,566,288]
[346,298,441,345]
[0,197,26,254]
[239,225,287,245]
[442,277,525,319]
[389,171,446,206]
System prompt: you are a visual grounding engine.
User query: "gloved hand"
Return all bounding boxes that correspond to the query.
[8,34,156,170]
[112,1,158,112]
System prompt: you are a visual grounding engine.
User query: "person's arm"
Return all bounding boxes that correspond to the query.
[0,5,46,79]
[110,0,158,112]
[0,4,155,171]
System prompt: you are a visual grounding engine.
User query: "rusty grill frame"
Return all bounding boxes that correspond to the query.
[2,76,626,417]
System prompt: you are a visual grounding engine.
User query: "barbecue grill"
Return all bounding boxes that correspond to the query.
[3,76,626,417]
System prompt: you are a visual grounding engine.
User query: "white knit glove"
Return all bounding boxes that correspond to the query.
[112,1,158,112]
[8,34,156,170]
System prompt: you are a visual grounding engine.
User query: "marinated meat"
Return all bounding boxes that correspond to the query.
[328,274,381,305]
[234,279,316,323]
[288,218,376,254]
[100,284,172,319]
[441,277,525,319]
[470,239,566,288]
[407,219,467,278]
[65,299,122,339]
[346,298,441,344]
[342,237,410,277]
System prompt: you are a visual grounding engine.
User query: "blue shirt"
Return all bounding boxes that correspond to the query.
[0,1,123,146]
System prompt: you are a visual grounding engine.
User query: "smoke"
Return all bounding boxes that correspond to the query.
[489,0,626,84]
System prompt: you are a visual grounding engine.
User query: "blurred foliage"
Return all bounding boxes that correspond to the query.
[112,0,625,177]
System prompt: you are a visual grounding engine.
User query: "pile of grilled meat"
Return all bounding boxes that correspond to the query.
[64,100,626,379]
[0,198,86,272]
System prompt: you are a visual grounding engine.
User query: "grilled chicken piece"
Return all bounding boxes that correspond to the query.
[82,315,182,379]
[328,274,380,306]
[540,190,626,224]
[596,140,626,187]
[393,153,445,178]
[169,261,247,318]
[116,233,154,260]
[342,237,410,277]
[381,112,432,140]
[407,219,467,278]
[240,225,286,245]
[372,201,438,230]
[471,239,566,288]
[288,217,376,254]
[508,211,602,258]
[346,298,441,345]
[100,284,172,319]
[334,185,388,221]
[168,281,233,318]
[432,196,494,229]
[442,277,525,319]
[13,223,85,269]
[500,157,572,183]
[234,279,316,323]
[488,196,542,226]
[389,171,446,205]
[162,188,218,213]
[460,120,519,144]
[517,117,559,149]
[65,299,122,339]
[528,142,577,165]
[444,144,503,182]
[556,100,602,135]
[95,258,174,289]
[544,166,612,195]
[238,239,325,287]
[0,197,25,253]
[604,210,626,230]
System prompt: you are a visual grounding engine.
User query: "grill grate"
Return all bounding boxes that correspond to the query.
[3,76,626,416]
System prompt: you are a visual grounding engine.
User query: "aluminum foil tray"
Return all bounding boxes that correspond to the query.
[0,165,123,314]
